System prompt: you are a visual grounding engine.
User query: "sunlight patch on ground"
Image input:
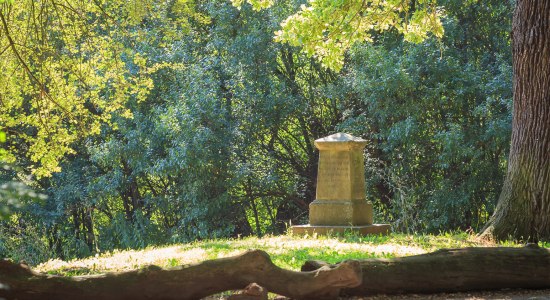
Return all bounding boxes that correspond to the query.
[36,246,209,274]
[35,233,493,275]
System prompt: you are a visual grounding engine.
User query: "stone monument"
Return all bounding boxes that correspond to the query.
[291,133,391,235]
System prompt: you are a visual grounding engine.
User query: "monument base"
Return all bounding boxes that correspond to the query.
[309,200,373,226]
[289,224,391,236]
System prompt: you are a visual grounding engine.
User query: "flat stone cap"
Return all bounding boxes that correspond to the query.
[315,133,367,150]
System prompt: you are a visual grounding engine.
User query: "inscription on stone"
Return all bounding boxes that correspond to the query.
[317,151,350,200]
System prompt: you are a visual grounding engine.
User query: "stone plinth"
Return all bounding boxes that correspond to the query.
[309,200,373,226]
[290,133,390,236]
[290,224,390,236]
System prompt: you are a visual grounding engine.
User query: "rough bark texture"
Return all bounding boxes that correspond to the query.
[302,245,550,296]
[0,250,362,300]
[480,0,550,240]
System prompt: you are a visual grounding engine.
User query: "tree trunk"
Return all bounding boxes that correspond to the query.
[0,250,361,300]
[302,245,550,296]
[83,207,97,253]
[480,0,550,241]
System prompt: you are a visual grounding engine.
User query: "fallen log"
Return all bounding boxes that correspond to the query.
[302,244,550,296]
[3,245,549,300]
[0,249,361,300]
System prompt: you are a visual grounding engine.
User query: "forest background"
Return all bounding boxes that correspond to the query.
[0,0,513,265]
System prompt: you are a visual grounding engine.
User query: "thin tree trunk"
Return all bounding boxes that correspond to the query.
[72,207,81,240]
[250,198,262,238]
[481,0,550,241]
[247,177,263,237]
[83,207,97,253]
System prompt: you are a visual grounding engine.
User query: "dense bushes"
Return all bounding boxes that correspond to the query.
[0,0,513,263]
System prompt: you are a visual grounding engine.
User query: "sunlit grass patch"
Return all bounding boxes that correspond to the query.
[269,247,395,270]
[36,232,533,276]
[36,246,209,275]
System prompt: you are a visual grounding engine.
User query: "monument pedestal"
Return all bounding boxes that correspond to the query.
[290,133,391,236]
[309,200,373,226]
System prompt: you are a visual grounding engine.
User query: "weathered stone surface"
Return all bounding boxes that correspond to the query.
[291,133,390,236]
[314,133,368,206]
[315,150,365,201]
[309,201,372,226]
[312,133,370,227]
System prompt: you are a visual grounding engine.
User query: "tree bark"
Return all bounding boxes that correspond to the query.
[302,245,550,296]
[0,250,362,300]
[480,0,550,241]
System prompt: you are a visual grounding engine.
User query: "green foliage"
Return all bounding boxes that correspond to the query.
[0,0,203,177]
[273,0,444,70]
[1,0,514,264]
[0,181,42,220]
[0,221,51,265]
[0,164,50,264]
[231,0,274,11]
[331,0,513,232]
[233,0,444,70]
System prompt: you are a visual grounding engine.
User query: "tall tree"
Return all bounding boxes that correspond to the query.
[480,0,550,241]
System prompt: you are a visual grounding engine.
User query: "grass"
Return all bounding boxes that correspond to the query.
[36,231,536,276]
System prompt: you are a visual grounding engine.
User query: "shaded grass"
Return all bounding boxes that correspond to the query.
[36,231,537,276]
